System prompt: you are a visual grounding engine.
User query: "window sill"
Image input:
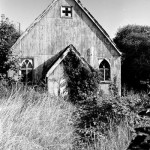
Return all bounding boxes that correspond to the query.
[100,81,111,84]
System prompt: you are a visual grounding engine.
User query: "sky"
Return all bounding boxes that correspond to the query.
[1,0,150,38]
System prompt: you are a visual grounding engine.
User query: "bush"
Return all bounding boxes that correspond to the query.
[62,51,150,149]
[1,82,150,150]
[0,20,20,77]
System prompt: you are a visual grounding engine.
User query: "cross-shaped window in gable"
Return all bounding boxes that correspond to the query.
[61,6,72,18]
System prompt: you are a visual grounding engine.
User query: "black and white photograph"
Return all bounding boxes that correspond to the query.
[0,0,150,149]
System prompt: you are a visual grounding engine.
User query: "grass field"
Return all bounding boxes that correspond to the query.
[0,86,75,150]
[0,83,149,150]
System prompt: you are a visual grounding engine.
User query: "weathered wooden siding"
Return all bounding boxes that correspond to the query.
[13,0,118,57]
[47,62,66,96]
[12,0,121,95]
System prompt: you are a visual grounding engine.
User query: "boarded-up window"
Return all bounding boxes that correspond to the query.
[20,58,33,83]
[99,59,110,81]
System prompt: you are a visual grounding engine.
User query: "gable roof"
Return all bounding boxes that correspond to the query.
[11,0,121,55]
[42,44,94,78]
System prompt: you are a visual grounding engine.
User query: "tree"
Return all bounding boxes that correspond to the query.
[113,25,150,91]
[0,16,20,78]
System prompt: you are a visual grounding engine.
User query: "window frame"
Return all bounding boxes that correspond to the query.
[61,6,73,18]
[99,59,111,83]
[20,58,34,83]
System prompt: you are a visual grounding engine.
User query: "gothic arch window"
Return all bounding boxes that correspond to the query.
[99,59,111,81]
[20,58,33,83]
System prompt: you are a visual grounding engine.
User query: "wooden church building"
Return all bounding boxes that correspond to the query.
[10,0,121,95]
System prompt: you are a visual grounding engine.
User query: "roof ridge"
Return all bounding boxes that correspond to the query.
[11,0,121,55]
[45,44,94,77]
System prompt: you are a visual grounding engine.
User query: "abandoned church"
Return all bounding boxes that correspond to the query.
[10,0,121,95]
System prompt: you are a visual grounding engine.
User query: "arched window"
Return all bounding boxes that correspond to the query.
[99,59,111,81]
[20,58,33,83]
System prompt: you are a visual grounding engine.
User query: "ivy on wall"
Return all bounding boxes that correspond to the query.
[63,51,101,105]
[62,51,124,148]
[63,51,103,146]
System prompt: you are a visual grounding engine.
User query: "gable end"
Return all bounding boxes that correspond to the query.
[11,0,121,56]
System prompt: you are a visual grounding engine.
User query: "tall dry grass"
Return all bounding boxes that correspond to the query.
[0,86,75,150]
[0,83,149,150]
[81,122,131,150]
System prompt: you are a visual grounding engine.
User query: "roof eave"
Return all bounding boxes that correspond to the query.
[11,0,58,51]
[11,0,122,56]
[74,0,122,56]
[46,44,93,77]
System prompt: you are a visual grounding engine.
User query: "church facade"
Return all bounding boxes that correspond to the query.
[10,0,121,95]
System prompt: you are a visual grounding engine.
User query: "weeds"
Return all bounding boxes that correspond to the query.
[0,82,150,149]
[0,85,75,150]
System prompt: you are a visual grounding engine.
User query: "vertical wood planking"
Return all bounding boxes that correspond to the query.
[12,0,121,95]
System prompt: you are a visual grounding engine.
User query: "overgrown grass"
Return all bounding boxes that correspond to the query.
[0,82,150,150]
[0,85,75,150]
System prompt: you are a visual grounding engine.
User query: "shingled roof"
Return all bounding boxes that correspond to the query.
[42,44,94,79]
[11,0,121,55]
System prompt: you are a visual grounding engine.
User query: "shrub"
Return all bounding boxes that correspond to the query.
[0,19,20,77]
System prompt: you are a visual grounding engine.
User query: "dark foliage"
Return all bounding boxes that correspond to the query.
[62,51,124,148]
[63,51,100,146]
[127,127,150,150]
[0,21,20,78]
[114,25,150,91]
[63,51,100,105]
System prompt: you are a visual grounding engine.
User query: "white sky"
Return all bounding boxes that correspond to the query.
[1,0,150,38]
